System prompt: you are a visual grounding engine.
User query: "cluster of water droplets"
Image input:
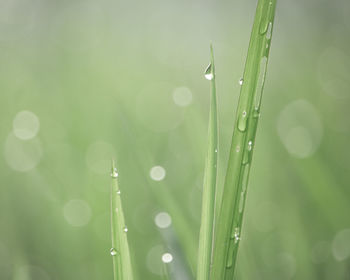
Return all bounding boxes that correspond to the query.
[111,167,119,178]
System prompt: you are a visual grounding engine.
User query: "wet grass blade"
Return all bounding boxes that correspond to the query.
[110,160,133,280]
[210,0,277,279]
[197,45,218,280]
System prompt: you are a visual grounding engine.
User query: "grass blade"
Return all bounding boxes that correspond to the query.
[210,1,277,279]
[110,160,133,280]
[197,45,218,280]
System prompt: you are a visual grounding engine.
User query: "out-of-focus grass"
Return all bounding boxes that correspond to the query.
[1,0,350,279]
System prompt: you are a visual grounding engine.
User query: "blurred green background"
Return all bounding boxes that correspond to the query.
[1,0,350,279]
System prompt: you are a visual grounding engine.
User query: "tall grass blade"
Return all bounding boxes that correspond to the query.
[197,45,218,280]
[210,1,277,279]
[110,160,133,280]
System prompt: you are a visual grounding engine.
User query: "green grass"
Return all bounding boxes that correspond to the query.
[210,0,277,279]
[110,160,133,280]
[196,45,218,280]
[111,1,277,279]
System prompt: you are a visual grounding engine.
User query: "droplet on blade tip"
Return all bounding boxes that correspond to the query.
[204,63,214,80]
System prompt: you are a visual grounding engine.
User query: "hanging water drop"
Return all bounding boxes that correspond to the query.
[239,78,244,85]
[116,190,121,195]
[204,63,214,80]
[110,248,118,256]
[124,226,128,232]
[111,168,119,178]
[236,146,240,153]
[215,148,218,153]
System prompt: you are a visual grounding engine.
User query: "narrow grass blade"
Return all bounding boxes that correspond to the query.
[197,45,218,280]
[210,1,277,279]
[110,160,133,280]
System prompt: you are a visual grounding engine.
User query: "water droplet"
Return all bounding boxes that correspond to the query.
[204,63,214,80]
[248,141,253,151]
[253,107,260,118]
[124,226,128,232]
[215,148,218,153]
[239,78,244,85]
[233,227,240,243]
[236,146,240,153]
[111,168,119,178]
[259,2,273,35]
[238,110,248,132]
[266,22,272,39]
[239,191,245,213]
[116,190,121,195]
[255,56,268,111]
[110,248,118,256]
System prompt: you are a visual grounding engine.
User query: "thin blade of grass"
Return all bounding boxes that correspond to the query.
[110,160,133,280]
[210,1,277,279]
[197,45,218,280]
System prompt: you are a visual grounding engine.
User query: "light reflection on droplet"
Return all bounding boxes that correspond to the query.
[150,166,166,181]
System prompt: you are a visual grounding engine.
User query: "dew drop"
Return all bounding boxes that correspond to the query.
[110,248,118,256]
[253,107,260,119]
[255,56,268,111]
[235,228,240,243]
[238,110,248,132]
[259,2,273,35]
[248,141,253,151]
[239,78,244,85]
[266,22,272,39]
[204,63,214,80]
[116,190,121,195]
[124,226,128,232]
[111,168,119,178]
[215,148,218,153]
[236,146,240,153]
[239,191,245,213]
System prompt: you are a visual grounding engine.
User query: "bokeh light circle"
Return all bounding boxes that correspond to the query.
[4,132,43,172]
[161,253,173,263]
[332,229,350,261]
[154,212,172,229]
[150,166,166,181]
[63,199,92,227]
[13,110,40,140]
[172,87,193,107]
[277,99,323,158]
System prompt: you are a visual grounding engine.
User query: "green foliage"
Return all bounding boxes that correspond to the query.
[110,160,133,280]
[196,45,218,280]
[210,0,277,279]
